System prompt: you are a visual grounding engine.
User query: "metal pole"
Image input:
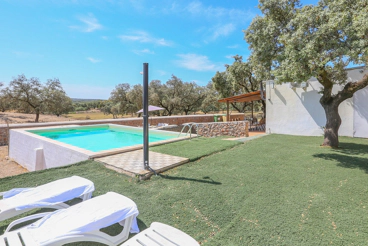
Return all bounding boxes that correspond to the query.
[143,63,149,170]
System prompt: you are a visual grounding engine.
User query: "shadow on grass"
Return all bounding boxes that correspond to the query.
[334,142,368,155]
[313,153,368,173]
[159,174,222,185]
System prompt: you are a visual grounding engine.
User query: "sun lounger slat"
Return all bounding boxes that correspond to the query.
[0,237,6,246]
[19,230,38,245]
[3,232,22,246]
[121,222,199,246]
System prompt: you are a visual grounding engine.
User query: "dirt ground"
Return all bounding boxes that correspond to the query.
[0,146,28,178]
[0,112,70,124]
[0,112,72,178]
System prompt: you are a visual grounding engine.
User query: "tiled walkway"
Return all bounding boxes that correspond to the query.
[95,150,189,179]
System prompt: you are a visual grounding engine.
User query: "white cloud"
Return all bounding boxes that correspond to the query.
[175,53,220,72]
[119,31,173,46]
[181,1,256,42]
[211,23,235,40]
[184,1,255,22]
[133,49,155,55]
[87,57,101,63]
[70,13,103,32]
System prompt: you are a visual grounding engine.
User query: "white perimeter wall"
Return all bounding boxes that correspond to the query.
[9,129,91,171]
[266,67,368,138]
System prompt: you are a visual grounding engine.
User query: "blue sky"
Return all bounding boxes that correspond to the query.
[1,0,319,99]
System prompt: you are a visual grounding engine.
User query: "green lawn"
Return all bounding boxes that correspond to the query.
[1,135,368,245]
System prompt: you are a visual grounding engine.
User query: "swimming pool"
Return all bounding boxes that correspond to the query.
[28,125,178,152]
[9,124,191,171]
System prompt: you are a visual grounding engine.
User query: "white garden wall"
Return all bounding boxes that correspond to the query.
[266,67,368,138]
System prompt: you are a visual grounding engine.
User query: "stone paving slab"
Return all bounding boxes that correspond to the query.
[95,150,189,179]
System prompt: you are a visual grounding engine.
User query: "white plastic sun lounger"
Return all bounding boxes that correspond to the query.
[0,192,139,246]
[120,222,199,246]
[0,176,94,221]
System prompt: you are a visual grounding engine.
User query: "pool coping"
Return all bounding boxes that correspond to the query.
[9,124,196,171]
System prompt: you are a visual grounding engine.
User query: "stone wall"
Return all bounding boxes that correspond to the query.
[196,121,249,137]
[0,113,245,146]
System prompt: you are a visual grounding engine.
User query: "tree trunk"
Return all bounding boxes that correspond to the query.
[320,101,341,148]
[261,100,266,117]
[35,113,39,122]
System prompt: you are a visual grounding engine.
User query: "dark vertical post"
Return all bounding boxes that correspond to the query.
[226,101,230,122]
[143,63,149,169]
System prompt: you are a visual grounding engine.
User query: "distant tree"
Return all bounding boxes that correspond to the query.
[111,103,121,119]
[0,83,11,112]
[226,55,266,115]
[150,77,182,116]
[43,79,73,116]
[245,0,368,147]
[4,75,72,122]
[212,56,265,114]
[109,83,130,116]
[101,102,113,116]
[212,70,248,113]
[5,75,46,122]
[179,82,205,115]
[126,84,143,116]
[200,82,221,114]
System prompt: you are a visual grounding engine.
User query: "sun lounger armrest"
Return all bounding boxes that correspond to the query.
[5,212,53,233]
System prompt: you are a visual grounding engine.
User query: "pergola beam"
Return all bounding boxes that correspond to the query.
[218,90,266,121]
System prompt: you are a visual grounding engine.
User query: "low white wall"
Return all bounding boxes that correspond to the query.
[9,129,92,171]
[266,67,368,138]
[9,124,193,171]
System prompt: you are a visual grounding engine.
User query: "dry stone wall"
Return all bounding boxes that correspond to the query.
[196,121,249,137]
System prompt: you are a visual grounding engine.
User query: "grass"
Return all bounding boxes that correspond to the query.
[1,135,368,245]
[151,136,242,161]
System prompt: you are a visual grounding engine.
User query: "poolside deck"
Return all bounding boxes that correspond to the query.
[95,150,189,180]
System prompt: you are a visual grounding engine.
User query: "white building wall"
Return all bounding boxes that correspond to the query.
[266,67,368,138]
[353,87,368,137]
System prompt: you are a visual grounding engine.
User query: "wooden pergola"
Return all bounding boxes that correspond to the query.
[218,90,266,121]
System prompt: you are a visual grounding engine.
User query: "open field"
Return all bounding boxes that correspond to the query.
[65,111,118,120]
[1,135,368,245]
[0,111,123,123]
[0,112,70,124]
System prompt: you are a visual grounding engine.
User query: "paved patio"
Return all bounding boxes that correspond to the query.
[95,150,189,179]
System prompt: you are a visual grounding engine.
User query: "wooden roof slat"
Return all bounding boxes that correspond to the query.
[218,90,265,103]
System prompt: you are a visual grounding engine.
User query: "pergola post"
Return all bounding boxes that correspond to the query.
[226,101,230,122]
[217,91,265,123]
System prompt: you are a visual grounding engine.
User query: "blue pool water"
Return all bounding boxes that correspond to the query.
[28,125,178,152]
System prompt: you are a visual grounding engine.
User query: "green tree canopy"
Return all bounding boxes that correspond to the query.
[43,79,73,116]
[109,83,131,116]
[212,56,265,114]
[200,82,222,114]
[245,0,368,147]
[4,75,72,122]
[126,84,143,116]
[150,76,182,116]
